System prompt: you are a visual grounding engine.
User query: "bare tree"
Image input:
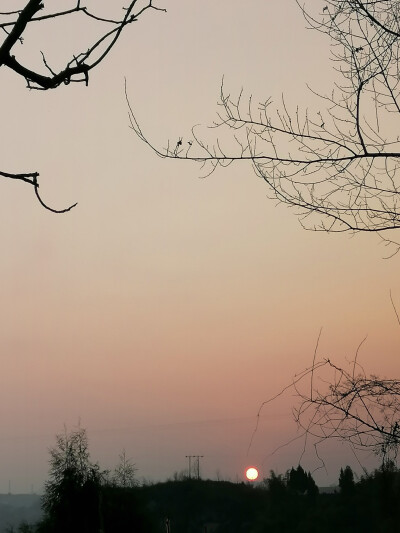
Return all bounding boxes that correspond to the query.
[247,293,400,468]
[112,449,138,488]
[293,358,400,465]
[1,0,165,212]
[128,1,400,239]
[42,425,105,522]
[248,337,400,472]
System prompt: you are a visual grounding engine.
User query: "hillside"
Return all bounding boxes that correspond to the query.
[0,494,42,533]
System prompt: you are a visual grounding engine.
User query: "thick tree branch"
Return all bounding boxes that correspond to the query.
[0,1,166,211]
[0,0,42,63]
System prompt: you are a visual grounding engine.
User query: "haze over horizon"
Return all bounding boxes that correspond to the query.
[0,0,399,494]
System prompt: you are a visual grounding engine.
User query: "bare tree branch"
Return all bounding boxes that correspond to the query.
[251,347,400,469]
[128,1,400,238]
[0,1,166,212]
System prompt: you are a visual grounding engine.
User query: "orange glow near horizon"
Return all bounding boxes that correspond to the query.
[0,1,398,494]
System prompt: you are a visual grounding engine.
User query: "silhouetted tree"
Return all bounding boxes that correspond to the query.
[1,1,165,212]
[40,425,105,533]
[264,470,287,506]
[287,466,319,501]
[112,449,138,488]
[129,1,400,243]
[339,465,355,498]
[287,466,309,495]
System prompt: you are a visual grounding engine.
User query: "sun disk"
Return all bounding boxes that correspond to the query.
[245,467,259,481]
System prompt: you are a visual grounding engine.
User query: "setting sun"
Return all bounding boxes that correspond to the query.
[245,467,259,481]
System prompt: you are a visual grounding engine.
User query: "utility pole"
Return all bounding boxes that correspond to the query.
[195,455,203,479]
[185,455,204,479]
[185,455,193,479]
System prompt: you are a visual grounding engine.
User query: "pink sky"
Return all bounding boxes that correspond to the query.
[0,0,399,492]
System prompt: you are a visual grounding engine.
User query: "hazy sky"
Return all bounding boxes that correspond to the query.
[0,0,399,493]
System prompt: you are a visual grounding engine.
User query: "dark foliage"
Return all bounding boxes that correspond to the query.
[12,467,400,533]
[39,426,104,533]
[100,486,157,533]
[137,466,400,533]
[339,465,355,498]
[11,429,400,533]
[287,465,319,498]
[140,478,266,533]
[28,426,155,533]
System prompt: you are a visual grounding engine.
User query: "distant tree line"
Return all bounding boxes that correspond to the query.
[260,462,400,533]
[7,426,400,533]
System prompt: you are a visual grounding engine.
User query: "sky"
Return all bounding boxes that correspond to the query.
[0,0,399,493]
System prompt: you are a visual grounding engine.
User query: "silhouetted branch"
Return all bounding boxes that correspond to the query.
[129,1,400,238]
[390,289,400,326]
[0,169,76,213]
[251,343,400,467]
[0,1,166,212]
